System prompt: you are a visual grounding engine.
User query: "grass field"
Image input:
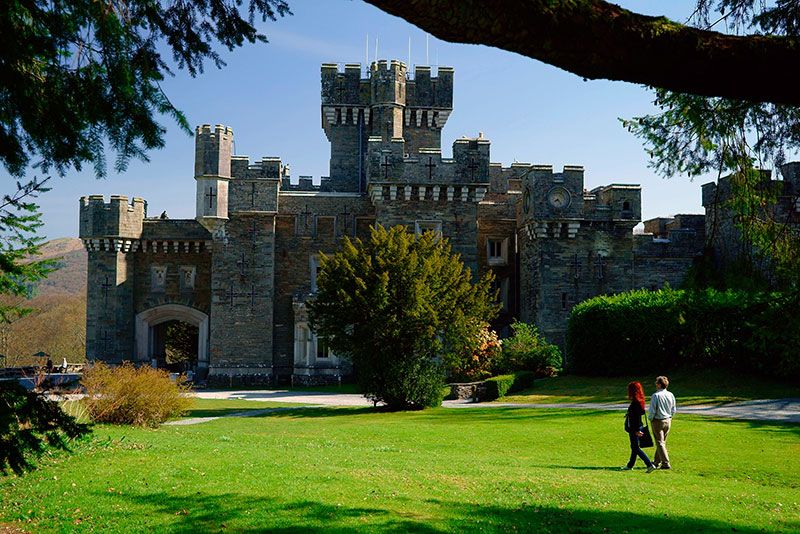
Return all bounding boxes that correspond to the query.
[2,399,798,533]
[502,368,799,405]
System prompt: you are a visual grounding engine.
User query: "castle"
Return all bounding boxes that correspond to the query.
[80,60,711,385]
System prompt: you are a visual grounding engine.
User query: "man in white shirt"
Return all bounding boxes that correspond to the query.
[649,375,677,469]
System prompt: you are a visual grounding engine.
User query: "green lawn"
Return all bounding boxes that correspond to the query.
[182,398,310,418]
[501,368,800,405]
[1,401,798,532]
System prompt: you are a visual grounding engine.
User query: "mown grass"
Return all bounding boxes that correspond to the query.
[501,368,799,405]
[182,398,308,418]
[1,402,798,533]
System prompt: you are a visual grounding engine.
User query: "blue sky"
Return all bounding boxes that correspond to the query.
[27,0,711,238]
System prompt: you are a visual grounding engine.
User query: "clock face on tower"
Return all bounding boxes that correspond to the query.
[547,186,571,210]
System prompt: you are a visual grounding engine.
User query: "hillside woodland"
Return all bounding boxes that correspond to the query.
[1,238,87,366]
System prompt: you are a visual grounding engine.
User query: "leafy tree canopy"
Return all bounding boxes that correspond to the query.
[308,225,499,410]
[0,0,290,178]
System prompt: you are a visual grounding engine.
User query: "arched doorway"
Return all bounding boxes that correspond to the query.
[135,304,209,373]
[152,320,199,372]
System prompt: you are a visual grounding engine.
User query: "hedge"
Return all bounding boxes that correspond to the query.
[483,371,535,401]
[566,288,800,379]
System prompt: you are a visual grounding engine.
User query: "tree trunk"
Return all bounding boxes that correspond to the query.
[365,0,800,106]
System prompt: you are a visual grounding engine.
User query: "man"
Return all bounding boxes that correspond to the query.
[649,375,676,469]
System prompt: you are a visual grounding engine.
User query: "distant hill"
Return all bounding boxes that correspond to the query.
[1,238,87,366]
[33,237,87,296]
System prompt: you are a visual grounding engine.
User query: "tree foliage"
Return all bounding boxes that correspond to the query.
[365,0,800,106]
[0,181,57,324]
[0,0,290,323]
[622,1,800,287]
[308,225,499,410]
[1,382,91,475]
[0,0,290,178]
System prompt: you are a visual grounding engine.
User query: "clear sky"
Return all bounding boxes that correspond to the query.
[26,0,712,239]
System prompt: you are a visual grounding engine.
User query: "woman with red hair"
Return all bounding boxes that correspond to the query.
[622,381,656,472]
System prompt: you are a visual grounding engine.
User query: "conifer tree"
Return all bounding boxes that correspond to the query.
[308,225,498,410]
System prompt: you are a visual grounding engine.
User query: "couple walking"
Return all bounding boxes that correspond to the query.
[622,376,676,472]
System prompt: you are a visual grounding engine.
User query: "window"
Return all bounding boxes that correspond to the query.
[309,255,319,293]
[151,265,167,292]
[561,292,568,310]
[415,220,442,236]
[486,237,508,265]
[316,336,329,359]
[622,200,631,211]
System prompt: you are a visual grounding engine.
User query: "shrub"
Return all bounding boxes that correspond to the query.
[1,382,91,474]
[309,225,499,410]
[496,322,562,376]
[566,288,800,378]
[444,323,502,382]
[482,371,535,401]
[81,363,192,427]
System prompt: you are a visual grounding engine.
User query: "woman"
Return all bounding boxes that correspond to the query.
[622,381,656,473]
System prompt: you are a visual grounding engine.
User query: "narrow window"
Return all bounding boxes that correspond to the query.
[316,336,329,359]
[309,255,319,293]
[561,292,568,310]
[488,239,502,259]
[487,237,508,265]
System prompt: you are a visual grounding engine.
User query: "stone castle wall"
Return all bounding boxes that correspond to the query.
[81,59,715,383]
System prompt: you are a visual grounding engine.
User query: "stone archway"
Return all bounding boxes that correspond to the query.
[135,304,209,371]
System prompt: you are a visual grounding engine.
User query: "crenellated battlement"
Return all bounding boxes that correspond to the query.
[321,61,453,110]
[230,155,283,180]
[280,175,334,192]
[79,195,146,240]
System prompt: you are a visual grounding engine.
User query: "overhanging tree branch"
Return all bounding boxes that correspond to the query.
[365,0,800,106]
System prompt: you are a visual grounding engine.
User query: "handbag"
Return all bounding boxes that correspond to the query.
[639,417,654,448]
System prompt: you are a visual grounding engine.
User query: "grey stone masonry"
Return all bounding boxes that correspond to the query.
[702,165,800,281]
[81,58,721,383]
[321,61,453,193]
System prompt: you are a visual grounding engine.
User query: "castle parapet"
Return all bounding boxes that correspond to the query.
[321,61,453,113]
[79,195,146,240]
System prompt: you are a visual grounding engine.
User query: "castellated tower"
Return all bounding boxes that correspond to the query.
[79,195,146,362]
[195,124,233,235]
[321,60,453,193]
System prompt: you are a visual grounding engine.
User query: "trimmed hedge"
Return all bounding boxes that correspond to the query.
[483,371,535,401]
[567,288,800,378]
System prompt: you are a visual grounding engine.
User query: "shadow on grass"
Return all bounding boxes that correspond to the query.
[234,406,602,423]
[182,407,281,418]
[103,489,792,533]
[700,416,800,438]
[186,404,800,441]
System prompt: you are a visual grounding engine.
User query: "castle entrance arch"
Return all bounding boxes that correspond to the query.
[135,304,209,373]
